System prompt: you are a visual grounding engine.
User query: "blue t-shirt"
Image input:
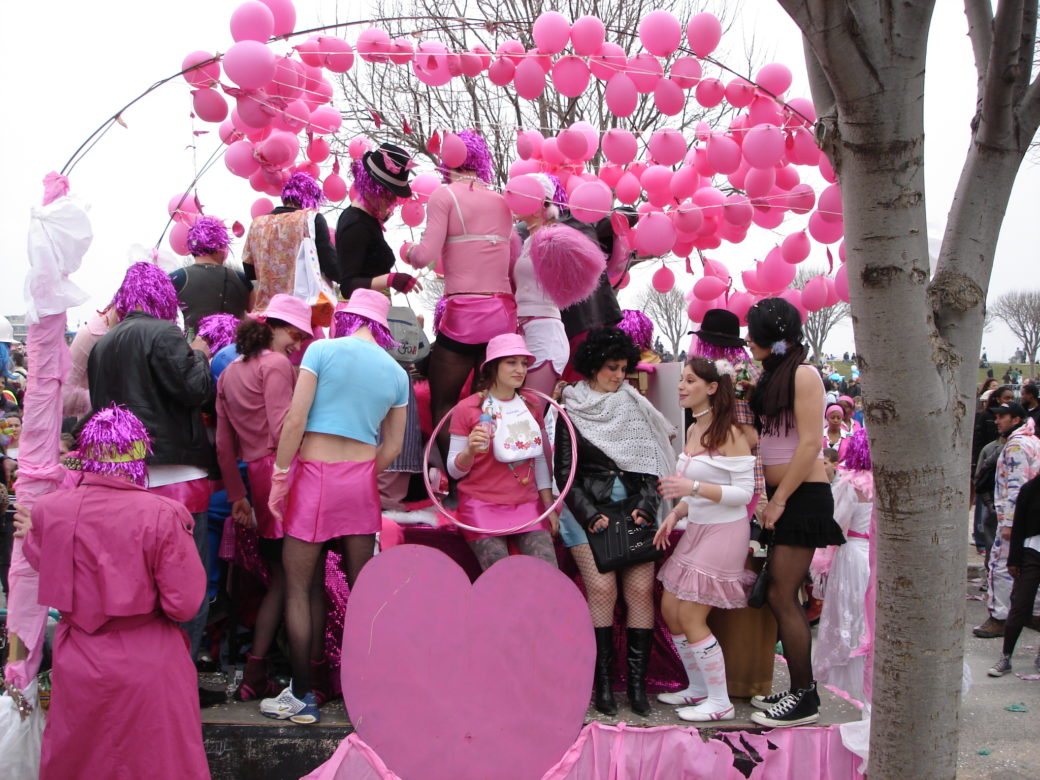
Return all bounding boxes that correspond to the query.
[300,337,409,444]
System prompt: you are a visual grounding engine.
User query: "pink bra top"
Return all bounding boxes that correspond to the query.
[759,424,824,465]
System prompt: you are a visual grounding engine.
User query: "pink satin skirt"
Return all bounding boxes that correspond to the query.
[284,458,380,542]
[149,477,211,515]
[439,294,517,344]
[457,495,548,542]
[247,453,281,539]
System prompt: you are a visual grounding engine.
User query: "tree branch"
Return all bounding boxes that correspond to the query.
[963,0,994,89]
[978,0,1028,146]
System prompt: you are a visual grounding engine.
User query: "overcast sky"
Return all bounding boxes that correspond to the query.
[2,1,1034,361]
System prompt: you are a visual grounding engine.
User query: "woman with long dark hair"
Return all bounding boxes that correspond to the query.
[745,297,845,728]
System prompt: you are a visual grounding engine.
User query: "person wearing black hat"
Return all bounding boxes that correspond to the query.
[334,142,421,298]
[976,401,1040,640]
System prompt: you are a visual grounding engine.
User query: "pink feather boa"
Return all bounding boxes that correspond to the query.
[527,224,606,309]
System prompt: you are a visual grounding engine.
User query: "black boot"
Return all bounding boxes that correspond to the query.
[593,627,617,716]
[626,628,653,716]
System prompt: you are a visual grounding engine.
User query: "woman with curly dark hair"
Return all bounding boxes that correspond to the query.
[215,294,312,702]
[744,297,844,729]
[555,326,676,716]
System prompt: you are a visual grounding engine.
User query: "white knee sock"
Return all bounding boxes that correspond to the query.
[689,634,731,709]
[671,633,708,698]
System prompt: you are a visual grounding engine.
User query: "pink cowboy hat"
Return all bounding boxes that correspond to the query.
[481,333,535,370]
[340,288,391,331]
[255,294,314,337]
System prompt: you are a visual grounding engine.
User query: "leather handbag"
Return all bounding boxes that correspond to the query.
[747,557,770,609]
[585,496,663,574]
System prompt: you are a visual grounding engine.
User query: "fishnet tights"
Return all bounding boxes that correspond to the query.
[570,545,656,629]
[468,531,558,571]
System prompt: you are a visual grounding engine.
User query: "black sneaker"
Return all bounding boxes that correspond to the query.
[750,682,820,727]
[750,689,789,711]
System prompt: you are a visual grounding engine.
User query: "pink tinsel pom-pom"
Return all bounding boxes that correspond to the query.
[79,404,153,486]
[333,311,399,350]
[618,310,654,351]
[113,262,180,322]
[197,313,240,353]
[527,223,606,309]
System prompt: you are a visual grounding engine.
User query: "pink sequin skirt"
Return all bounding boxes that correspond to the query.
[657,519,756,609]
[247,453,281,539]
[457,495,548,542]
[284,459,380,542]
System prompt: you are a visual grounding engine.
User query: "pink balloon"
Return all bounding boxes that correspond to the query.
[725,78,756,108]
[757,249,797,292]
[225,140,260,177]
[323,173,347,202]
[570,181,612,223]
[839,241,847,262]
[628,161,648,180]
[723,194,754,227]
[808,211,844,244]
[570,121,601,160]
[293,160,320,181]
[487,58,516,86]
[785,97,817,128]
[654,78,685,116]
[496,39,526,65]
[413,41,451,86]
[820,153,837,183]
[357,28,392,63]
[280,99,310,133]
[818,183,843,222]
[780,288,807,321]
[703,257,731,283]
[257,131,298,168]
[589,42,627,81]
[748,96,783,127]
[601,129,638,165]
[742,124,785,168]
[741,268,761,292]
[508,159,540,178]
[695,78,725,107]
[781,231,811,264]
[834,263,850,302]
[627,53,663,93]
[605,74,638,117]
[411,173,440,203]
[686,13,722,58]
[243,124,272,143]
[168,193,199,221]
[400,200,425,227]
[219,120,243,145]
[598,164,624,188]
[672,200,703,234]
[648,128,686,166]
[257,0,295,36]
[756,63,793,96]
[692,186,725,218]
[170,221,191,256]
[822,277,839,307]
[440,134,469,169]
[615,172,642,204]
[267,56,303,101]
[308,105,341,135]
[514,58,547,99]
[223,40,276,90]
[687,295,718,324]
[557,129,589,161]
[504,175,546,215]
[669,167,699,202]
[787,183,817,214]
[751,205,785,229]
[540,137,565,166]
[388,38,415,65]
[516,130,543,160]
[322,37,355,73]
[552,56,590,98]
[727,291,754,325]
[570,15,605,56]
[230,1,274,43]
[744,166,776,198]
[652,265,676,293]
[775,165,801,191]
[789,127,821,165]
[192,88,228,123]
[250,197,274,218]
[694,275,728,301]
[641,164,673,193]
[639,10,682,57]
[235,90,274,128]
[348,136,372,160]
[182,51,220,88]
[801,275,829,311]
[670,57,702,89]
[705,134,741,174]
[533,11,571,54]
[295,37,323,68]
[634,212,676,256]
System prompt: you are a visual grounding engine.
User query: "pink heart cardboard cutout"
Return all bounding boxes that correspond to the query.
[341,545,595,780]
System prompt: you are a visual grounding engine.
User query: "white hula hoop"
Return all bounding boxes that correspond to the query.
[421,388,578,536]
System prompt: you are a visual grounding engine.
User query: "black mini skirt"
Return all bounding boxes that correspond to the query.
[763,482,845,549]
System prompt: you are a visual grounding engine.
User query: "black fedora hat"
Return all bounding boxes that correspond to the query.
[694,309,745,348]
[362,142,413,198]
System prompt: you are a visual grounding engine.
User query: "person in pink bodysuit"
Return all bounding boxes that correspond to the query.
[403,130,516,455]
[13,405,209,780]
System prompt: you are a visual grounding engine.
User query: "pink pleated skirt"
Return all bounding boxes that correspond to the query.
[247,454,281,539]
[456,495,548,542]
[657,519,756,609]
[284,459,381,542]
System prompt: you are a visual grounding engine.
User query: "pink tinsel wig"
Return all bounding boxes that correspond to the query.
[843,427,872,471]
[689,336,752,363]
[527,223,605,308]
[113,262,180,322]
[333,311,399,350]
[350,158,398,215]
[79,404,153,486]
[281,171,325,209]
[186,216,230,256]
[619,310,654,351]
[437,129,493,183]
[197,313,239,353]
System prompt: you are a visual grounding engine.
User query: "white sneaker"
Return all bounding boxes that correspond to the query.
[657,689,708,706]
[260,685,310,721]
[676,702,735,722]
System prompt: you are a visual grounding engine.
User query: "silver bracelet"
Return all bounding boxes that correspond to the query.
[689,480,701,497]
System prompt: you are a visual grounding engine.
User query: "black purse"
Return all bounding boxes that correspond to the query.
[747,556,770,609]
[585,496,663,574]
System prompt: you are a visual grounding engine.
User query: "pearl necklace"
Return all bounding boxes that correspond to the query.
[692,407,712,418]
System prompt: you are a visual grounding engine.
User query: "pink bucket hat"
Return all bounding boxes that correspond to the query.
[256,294,314,337]
[341,288,391,331]
[481,333,535,370]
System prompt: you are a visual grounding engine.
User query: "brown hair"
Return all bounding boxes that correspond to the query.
[235,317,273,360]
[685,357,738,452]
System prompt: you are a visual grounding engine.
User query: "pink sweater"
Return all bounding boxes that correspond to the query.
[407,182,513,295]
[216,351,296,502]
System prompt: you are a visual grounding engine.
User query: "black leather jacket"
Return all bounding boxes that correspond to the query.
[554,417,660,531]
[88,312,213,468]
